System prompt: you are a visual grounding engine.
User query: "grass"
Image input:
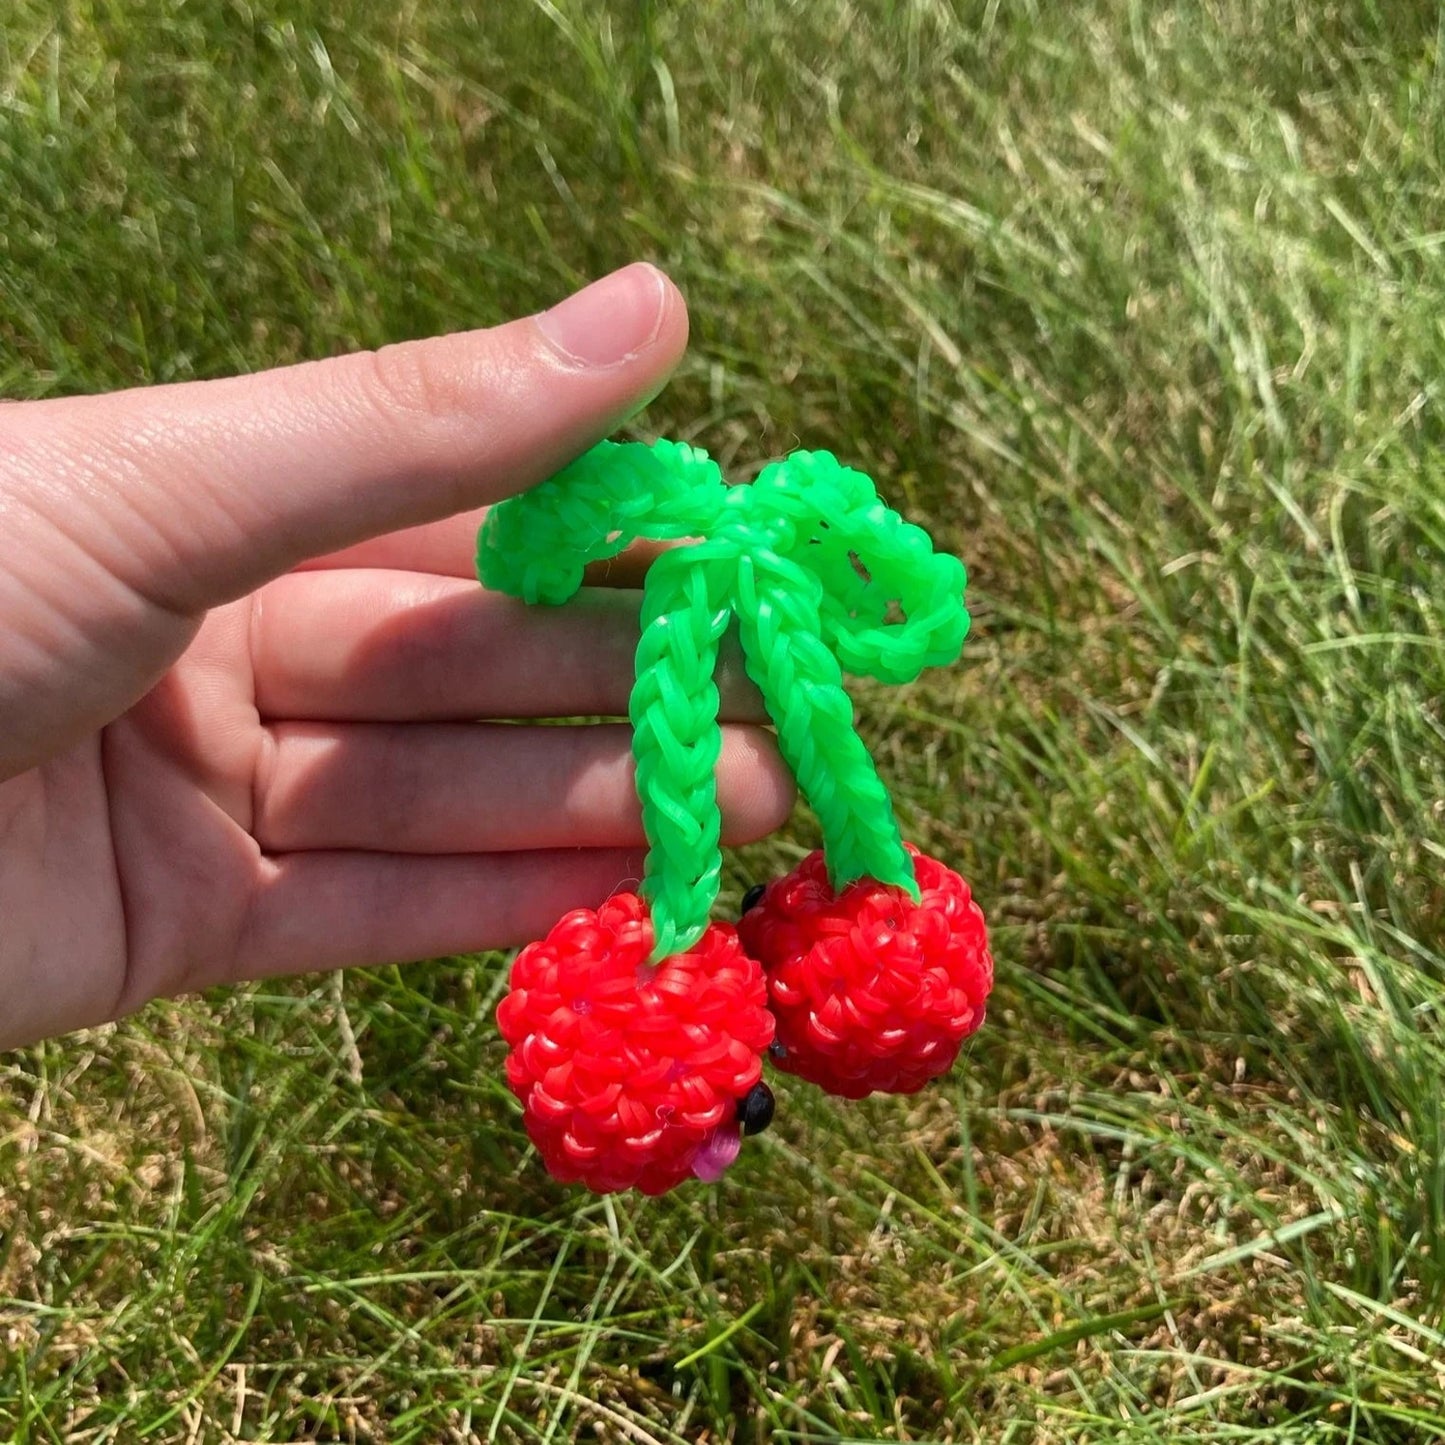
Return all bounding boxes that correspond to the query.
[3,0,1445,1438]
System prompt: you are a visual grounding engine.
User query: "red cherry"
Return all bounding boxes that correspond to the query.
[738,847,992,1099]
[496,894,775,1195]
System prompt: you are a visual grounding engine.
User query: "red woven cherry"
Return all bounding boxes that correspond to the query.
[737,846,992,1099]
[496,893,775,1195]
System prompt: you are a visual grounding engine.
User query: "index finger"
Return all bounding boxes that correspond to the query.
[294,511,682,586]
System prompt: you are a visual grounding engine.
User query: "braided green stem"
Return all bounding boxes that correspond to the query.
[733,550,918,898]
[631,544,736,958]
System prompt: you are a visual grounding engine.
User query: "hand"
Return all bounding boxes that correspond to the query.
[0,264,793,1049]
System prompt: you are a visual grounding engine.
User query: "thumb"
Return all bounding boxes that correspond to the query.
[23,262,687,614]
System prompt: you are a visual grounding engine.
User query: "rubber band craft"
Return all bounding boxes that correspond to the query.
[477,440,992,1195]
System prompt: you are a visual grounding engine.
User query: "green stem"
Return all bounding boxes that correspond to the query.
[630,546,736,958]
[732,553,917,898]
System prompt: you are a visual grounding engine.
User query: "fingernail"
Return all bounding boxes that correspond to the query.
[536,263,668,368]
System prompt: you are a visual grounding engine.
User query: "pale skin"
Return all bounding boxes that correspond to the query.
[0,263,794,1049]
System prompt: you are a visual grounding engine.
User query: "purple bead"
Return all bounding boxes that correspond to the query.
[691,1124,742,1183]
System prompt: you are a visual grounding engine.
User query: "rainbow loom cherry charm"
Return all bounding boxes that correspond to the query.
[496,894,774,1195]
[738,846,992,1099]
[478,439,987,1193]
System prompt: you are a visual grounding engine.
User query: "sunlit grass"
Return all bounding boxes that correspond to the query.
[3,0,1445,1439]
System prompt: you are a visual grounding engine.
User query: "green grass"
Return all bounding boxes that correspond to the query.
[4,0,1445,1438]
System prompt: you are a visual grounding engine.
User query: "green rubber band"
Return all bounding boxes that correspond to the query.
[476,439,971,959]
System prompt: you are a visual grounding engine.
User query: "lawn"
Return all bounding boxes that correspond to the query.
[3,0,1445,1439]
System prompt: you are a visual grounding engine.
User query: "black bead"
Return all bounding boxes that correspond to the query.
[741,883,767,914]
[736,1081,775,1136]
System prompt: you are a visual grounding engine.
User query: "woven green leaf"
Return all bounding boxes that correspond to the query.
[476,438,971,958]
[476,439,726,604]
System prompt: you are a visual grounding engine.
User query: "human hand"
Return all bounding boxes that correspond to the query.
[0,264,794,1049]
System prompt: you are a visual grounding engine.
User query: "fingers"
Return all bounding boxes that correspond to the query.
[292,509,493,577]
[250,570,765,723]
[252,722,795,853]
[235,848,649,981]
[297,511,683,584]
[27,263,687,614]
